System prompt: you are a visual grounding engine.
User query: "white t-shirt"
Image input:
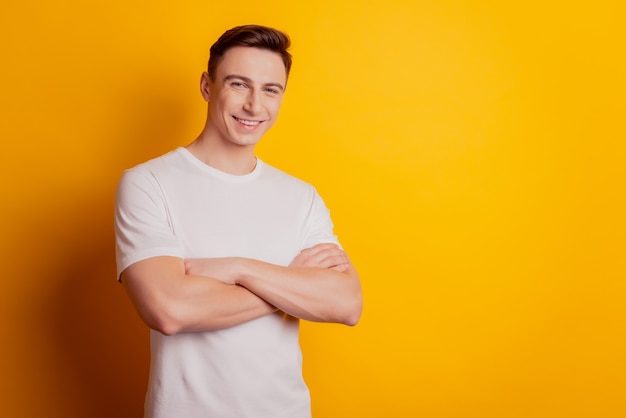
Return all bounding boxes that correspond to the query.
[114,147,339,418]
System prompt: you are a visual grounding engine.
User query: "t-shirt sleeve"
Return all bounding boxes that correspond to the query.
[114,168,183,280]
[301,186,341,250]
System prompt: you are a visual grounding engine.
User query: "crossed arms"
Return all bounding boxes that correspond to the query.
[121,243,363,335]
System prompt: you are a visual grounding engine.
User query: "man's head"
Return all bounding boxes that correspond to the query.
[207,25,292,83]
[198,26,291,151]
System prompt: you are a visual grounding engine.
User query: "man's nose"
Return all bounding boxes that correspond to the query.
[243,90,262,114]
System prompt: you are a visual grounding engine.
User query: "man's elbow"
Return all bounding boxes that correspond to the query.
[336,295,363,326]
[344,303,363,326]
[150,317,182,336]
[338,269,362,326]
[139,304,185,336]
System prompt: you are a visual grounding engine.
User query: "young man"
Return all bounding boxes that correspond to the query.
[114,25,362,418]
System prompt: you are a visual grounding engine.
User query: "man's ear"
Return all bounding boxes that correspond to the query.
[200,72,211,102]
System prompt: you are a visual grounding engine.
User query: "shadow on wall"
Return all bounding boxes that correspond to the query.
[41,71,193,417]
[43,195,149,418]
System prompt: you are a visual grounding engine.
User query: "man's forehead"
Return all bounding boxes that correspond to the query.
[215,47,287,83]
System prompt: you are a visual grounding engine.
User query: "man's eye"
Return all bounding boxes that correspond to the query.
[265,88,279,94]
[231,82,246,88]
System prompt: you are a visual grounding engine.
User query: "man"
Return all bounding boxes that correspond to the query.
[114,25,362,418]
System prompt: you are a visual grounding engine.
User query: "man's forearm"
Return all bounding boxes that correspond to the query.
[122,256,278,335]
[183,244,363,326]
[166,275,279,333]
[235,258,362,326]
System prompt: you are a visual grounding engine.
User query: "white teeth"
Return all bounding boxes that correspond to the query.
[235,117,261,126]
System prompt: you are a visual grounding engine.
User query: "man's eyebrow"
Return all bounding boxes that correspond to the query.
[224,74,284,92]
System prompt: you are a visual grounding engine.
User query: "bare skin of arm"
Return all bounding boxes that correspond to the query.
[121,257,278,335]
[185,243,363,326]
[122,243,361,335]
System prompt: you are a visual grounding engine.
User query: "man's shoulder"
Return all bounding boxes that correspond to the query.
[259,161,315,191]
[116,148,187,195]
[124,148,184,175]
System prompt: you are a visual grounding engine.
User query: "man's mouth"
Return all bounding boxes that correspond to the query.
[233,116,262,127]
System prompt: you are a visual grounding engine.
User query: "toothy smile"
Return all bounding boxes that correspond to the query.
[234,117,262,126]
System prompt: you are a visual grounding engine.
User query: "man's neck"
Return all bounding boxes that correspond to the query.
[186,133,257,176]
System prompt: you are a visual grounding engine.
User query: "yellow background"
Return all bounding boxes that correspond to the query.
[1,1,624,417]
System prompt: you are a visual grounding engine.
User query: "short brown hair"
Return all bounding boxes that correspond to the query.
[207,25,292,81]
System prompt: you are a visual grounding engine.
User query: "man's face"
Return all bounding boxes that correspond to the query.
[203,46,287,148]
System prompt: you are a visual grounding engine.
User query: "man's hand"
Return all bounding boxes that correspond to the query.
[289,243,351,272]
[184,243,350,284]
[121,256,279,334]
[182,243,360,325]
